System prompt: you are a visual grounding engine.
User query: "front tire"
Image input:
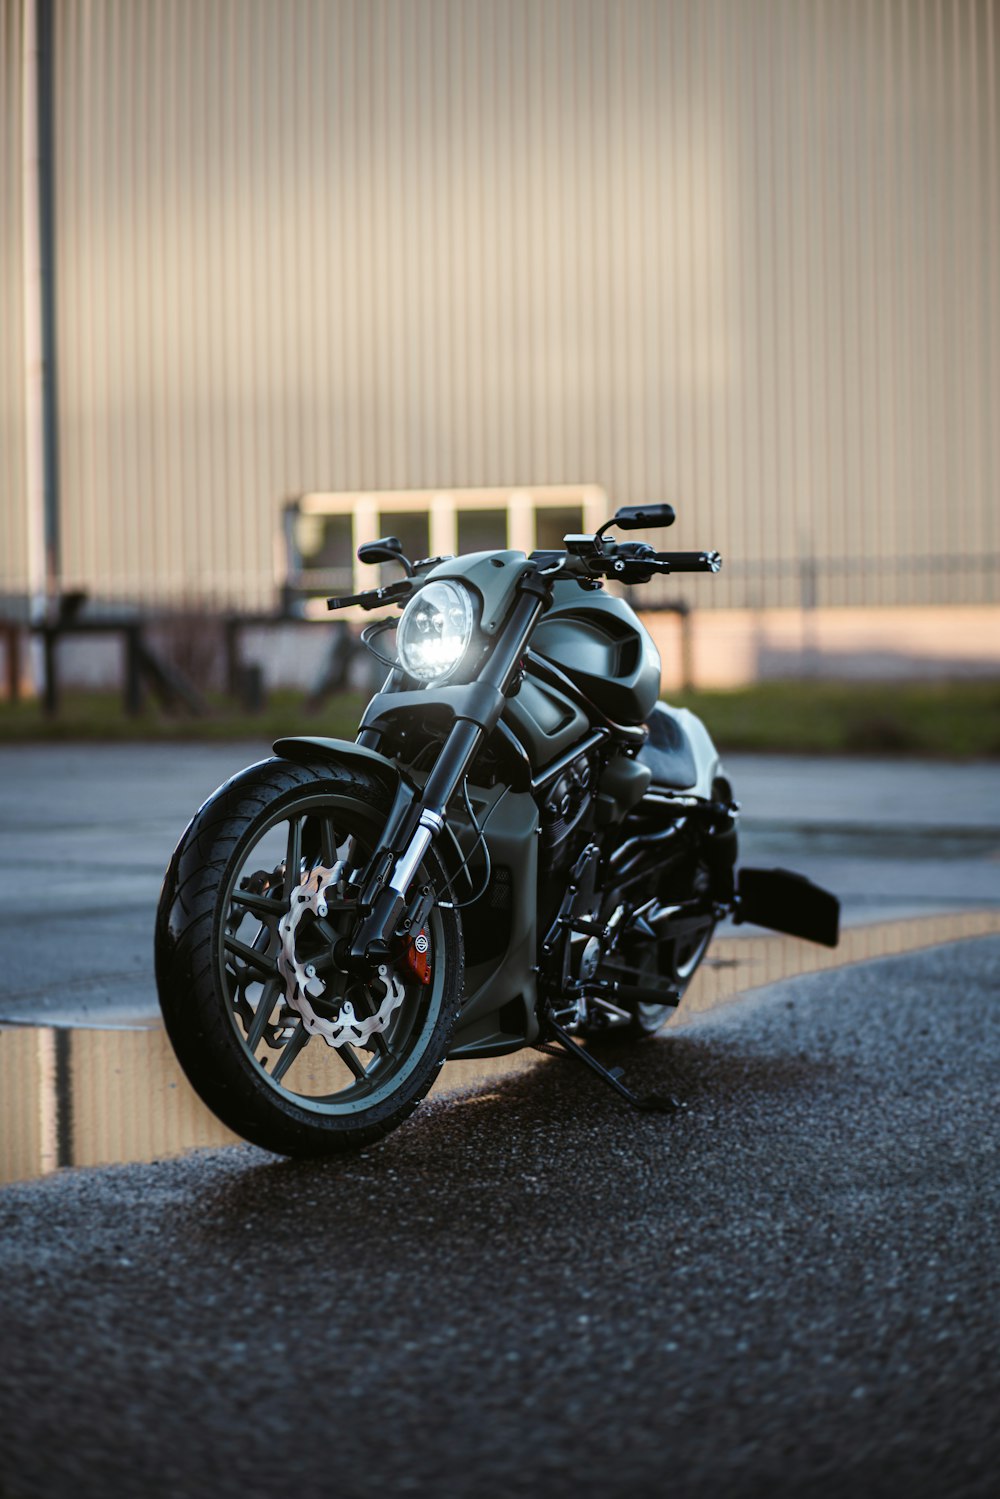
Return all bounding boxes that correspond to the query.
[155,757,464,1157]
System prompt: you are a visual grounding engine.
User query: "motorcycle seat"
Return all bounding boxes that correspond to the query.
[638,703,698,790]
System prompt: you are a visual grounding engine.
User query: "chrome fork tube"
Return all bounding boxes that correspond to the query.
[388,810,444,896]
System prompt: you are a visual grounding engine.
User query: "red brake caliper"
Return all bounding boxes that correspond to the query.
[403,929,432,985]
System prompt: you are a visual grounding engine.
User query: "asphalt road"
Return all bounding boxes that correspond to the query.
[1,935,998,1499]
[1,744,998,1026]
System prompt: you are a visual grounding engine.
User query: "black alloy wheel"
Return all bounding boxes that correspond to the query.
[155,758,464,1156]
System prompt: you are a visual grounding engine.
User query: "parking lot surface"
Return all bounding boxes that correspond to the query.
[2,744,998,1026]
[0,935,997,1498]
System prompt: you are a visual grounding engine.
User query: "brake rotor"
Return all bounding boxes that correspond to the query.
[275,864,406,1048]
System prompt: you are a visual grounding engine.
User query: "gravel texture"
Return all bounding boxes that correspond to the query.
[0,936,998,1499]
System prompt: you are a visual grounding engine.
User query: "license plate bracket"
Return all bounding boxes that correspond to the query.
[735,867,840,948]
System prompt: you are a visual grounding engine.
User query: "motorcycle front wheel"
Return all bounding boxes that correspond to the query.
[155,757,464,1157]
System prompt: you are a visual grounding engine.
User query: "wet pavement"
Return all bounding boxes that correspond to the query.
[0,934,997,1499]
[1,746,997,1495]
[1,744,998,1187]
[1,744,997,1029]
[3,908,999,1189]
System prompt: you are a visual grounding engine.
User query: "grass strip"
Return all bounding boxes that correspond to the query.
[1,681,999,759]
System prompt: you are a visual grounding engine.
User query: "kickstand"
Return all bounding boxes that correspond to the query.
[544,1017,682,1114]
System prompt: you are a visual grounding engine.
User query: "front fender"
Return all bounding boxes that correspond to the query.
[274,735,420,901]
[272,735,404,794]
[273,734,469,904]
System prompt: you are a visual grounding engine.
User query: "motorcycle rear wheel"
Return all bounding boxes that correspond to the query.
[585,907,716,1047]
[155,757,463,1157]
[626,839,728,1037]
[629,918,716,1037]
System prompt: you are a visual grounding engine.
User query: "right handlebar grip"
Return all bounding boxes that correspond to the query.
[658,550,723,574]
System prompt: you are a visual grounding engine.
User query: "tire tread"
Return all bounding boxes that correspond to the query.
[156,757,463,1157]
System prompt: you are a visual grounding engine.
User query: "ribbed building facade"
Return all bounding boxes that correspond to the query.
[2,0,998,618]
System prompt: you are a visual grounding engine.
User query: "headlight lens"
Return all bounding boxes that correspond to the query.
[396,580,475,682]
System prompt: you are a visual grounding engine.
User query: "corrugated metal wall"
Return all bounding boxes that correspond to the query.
[1,0,998,613]
[0,1,27,615]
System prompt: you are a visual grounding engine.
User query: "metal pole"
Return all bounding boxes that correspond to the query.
[21,0,59,681]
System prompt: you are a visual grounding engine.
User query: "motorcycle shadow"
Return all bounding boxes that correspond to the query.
[191,1028,845,1240]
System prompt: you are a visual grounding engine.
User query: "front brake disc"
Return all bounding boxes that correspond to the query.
[276,865,405,1048]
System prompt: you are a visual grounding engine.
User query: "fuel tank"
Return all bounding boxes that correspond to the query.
[531,581,661,725]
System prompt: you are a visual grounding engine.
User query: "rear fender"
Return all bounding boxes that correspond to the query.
[666,706,727,801]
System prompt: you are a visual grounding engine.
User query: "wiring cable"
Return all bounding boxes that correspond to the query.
[438,780,511,910]
[359,619,401,670]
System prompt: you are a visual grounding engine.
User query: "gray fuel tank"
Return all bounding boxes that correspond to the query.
[531,582,661,725]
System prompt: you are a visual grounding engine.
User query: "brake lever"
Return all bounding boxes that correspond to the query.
[327,579,414,611]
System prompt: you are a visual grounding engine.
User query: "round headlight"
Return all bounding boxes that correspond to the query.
[396,580,475,683]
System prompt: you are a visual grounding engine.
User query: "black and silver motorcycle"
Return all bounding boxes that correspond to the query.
[155,503,839,1155]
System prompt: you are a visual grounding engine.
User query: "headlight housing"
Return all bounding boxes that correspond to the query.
[396,580,475,683]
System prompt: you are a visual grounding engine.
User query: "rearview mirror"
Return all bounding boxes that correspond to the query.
[612,504,676,531]
[357,537,414,576]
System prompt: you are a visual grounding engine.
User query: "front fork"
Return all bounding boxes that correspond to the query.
[343,583,547,972]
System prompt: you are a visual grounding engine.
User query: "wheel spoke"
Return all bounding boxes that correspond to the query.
[232,888,286,920]
[270,1020,309,1081]
[224,933,278,979]
[319,817,338,866]
[247,977,283,1051]
[284,816,303,901]
[313,915,352,949]
[337,1042,368,1081]
[352,987,393,1059]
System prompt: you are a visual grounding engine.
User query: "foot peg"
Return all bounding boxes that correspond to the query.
[545,1017,682,1114]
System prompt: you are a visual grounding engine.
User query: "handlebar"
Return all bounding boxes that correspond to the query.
[562,541,722,584]
[328,538,722,612]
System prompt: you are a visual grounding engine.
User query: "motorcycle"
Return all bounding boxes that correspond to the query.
[155,502,839,1155]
